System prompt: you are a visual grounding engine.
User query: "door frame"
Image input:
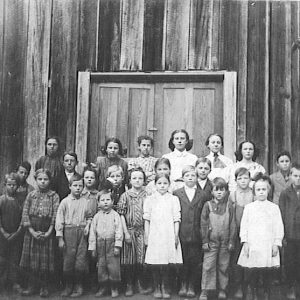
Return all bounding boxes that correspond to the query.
[76,71,237,169]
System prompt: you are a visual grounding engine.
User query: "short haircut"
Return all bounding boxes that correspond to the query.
[212,177,228,191]
[168,129,193,151]
[83,166,97,178]
[253,174,272,194]
[182,165,196,177]
[290,163,300,174]
[154,173,170,184]
[129,167,146,183]
[235,167,250,180]
[97,189,112,201]
[276,150,291,162]
[137,135,154,147]
[235,140,260,162]
[154,157,171,171]
[69,173,83,185]
[106,165,124,178]
[102,137,123,156]
[195,157,212,169]
[34,168,52,181]
[63,151,78,162]
[5,172,20,186]
[18,161,32,174]
[205,133,224,147]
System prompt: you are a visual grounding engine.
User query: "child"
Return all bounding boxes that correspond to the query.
[20,169,59,297]
[88,190,123,298]
[144,173,182,299]
[279,163,300,299]
[229,140,265,192]
[128,135,157,184]
[117,168,148,296]
[270,150,292,205]
[101,165,126,210]
[163,129,197,182]
[238,175,284,300]
[173,166,210,298]
[57,151,80,200]
[55,174,88,297]
[200,177,236,300]
[35,136,63,194]
[229,167,253,299]
[0,173,23,292]
[145,158,179,196]
[94,137,128,189]
[16,161,34,204]
[205,133,233,181]
[195,157,213,194]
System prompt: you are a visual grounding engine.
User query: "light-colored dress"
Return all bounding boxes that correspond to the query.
[163,149,197,182]
[229,161,266,192]
[237,200,284,268]
[143,191,183,265]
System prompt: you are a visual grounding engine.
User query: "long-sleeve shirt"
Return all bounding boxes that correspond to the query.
[201,197,236,245]
[88,209,123,251]
[81,188,98,220]
[128,156,157,183]
[55,195,88,237]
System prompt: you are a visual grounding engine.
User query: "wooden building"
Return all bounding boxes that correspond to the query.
[0,0,299,184]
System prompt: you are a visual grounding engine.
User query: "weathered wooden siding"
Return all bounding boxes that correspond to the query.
[0,0,299,184]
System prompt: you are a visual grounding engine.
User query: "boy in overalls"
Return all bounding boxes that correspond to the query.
[200,177,236,300]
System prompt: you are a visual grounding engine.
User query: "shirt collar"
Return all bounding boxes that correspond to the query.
[184,185,197,191]
[174,149,187,157]
[82,188,98,195]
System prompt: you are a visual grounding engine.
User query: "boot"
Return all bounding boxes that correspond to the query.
[161,267,170,299]
[217,289,227,299]
[186,282,196,298]
[125,283,134,297]
[111,282,119,298]
[178,281,187,297]
[161,282,170,299]
[153,267,162,299]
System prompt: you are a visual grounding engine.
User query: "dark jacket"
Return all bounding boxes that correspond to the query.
[173,186,210,244]
[56,170,80,201]
[279,185,300,240]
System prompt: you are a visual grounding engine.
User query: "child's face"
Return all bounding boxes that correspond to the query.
[277,155,291,172]
[46,138,59,156]
[173,132,188,152]
[155,177,170,195]
[6,179,18,196]
[236,173,251,190]
[138,139,152,157]
[36,173,50,191]
[207,135,222,153]
[196,162,211,180]
[241,142,254,160]
[156,163,170,176]
[108,170,123,187]
[84,171,96,189]
[17,166,29,183]
[106,142,119,158]
[254,181,269,201]
[183,171,197,188]
[212,186,227,201]
[290,169,300,187]
[130,171,144,189]
[98,193,113,211]
[63,154,77,173]
[70,180,84,197]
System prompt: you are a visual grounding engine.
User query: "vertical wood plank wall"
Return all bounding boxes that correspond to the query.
[0,0,299,185]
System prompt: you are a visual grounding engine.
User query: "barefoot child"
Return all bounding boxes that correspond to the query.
[88,190,123,298]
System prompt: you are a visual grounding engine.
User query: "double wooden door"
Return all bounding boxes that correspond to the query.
[76,72,236,164]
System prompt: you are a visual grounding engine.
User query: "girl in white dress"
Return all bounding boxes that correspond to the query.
[237,175,284,299]
[144,174,182,299]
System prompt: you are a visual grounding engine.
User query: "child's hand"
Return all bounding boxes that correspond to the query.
[202,243,210,252]
[175,235,179,249]
[84,224,90,236]
[58,238,65,250]
[91,250,97,258]
[1,229,11,240]
[125,232,132,244]
[30,229,41,240]
[243,242,249,257]
[114,247,120,256]
[228,243,234,252]
[272,245,279,257]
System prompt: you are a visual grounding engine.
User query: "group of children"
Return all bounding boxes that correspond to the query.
[0,130,299,300]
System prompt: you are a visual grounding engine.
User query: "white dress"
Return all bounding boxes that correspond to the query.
[143,191,183,264]
[237,200,284,268]
[163,149,197,182]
